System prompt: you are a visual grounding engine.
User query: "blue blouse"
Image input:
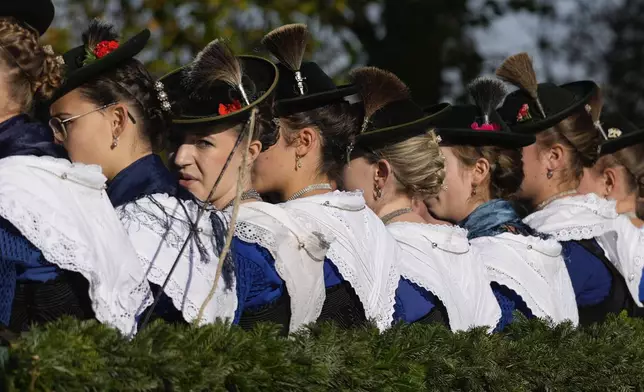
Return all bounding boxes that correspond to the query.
[393,278,438,324]
[561,240,612,307]
[0,115,68,325]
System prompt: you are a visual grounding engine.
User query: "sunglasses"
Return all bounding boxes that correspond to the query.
[49,102,137,142]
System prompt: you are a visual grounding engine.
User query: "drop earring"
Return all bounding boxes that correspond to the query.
[110,136,119,150]
[471,187,477,197]
[295,155,302,170]
[374,184,382,199]
[546,169,553,179]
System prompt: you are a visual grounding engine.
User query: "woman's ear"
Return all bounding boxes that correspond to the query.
[471,157,490,187]
[247,139,262,165]
[546,143,566,172]
[294,127,318,156]
[375,159,393,191]
[110,104,130,139]
[603,167,618,196]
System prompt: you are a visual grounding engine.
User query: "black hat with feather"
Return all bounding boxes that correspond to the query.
[349,67,451,154]
[428,76,535,149]
[597,112,644,156]
[496,52,598,134]
[0,0,55,36]
[50,19,150,103]
[159,39,278,131]
[262,24,357,117]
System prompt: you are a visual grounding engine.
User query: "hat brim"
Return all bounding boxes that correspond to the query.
[506,81,597,134]
[1,1,55,36]
[274,84,358,117]
[161,55,279,128]
[355,103,451,149]
[600,129,644,156]
[436,128,536,149]
[50,29,150,103]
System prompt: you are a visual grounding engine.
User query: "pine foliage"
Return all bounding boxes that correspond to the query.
[2,314,644,391]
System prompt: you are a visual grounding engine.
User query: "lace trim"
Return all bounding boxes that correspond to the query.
[117,194,237,324]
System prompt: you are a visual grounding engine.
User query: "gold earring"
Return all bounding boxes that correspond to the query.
[295,155,302,170]
[110,136,118,149]
[375,184,382,199]
[471,187,477,196]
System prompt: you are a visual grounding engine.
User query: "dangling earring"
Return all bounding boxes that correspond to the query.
[295,155,302,170]
[110,136,119,150]
[546,169,553,179]
[471,187,477,197]
[374,184,382,199]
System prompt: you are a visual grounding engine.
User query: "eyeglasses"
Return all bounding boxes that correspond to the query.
[49,102,137,142]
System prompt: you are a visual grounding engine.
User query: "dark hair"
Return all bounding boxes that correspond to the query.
[79,59,171,152]
[536,108,601,185]
[280,101,362,184]
[451,145,524,200]
[0,17,63,112]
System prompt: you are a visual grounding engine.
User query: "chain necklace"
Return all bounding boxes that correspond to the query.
[223,189,263,210]
[536,189,577,210]
[286,183,332,201]
[380,207,413,225]
[625,211,638,219]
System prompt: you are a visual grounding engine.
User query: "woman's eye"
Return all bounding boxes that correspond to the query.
[195,139,214,148]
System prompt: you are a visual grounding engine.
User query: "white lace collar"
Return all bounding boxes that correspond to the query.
[235,201,330,332]
[524,193,618,241]
[387,223,501,332]
[117,194,238,325]
[0,155,152,335]
[285,191,400,330]
[471,232,579,325]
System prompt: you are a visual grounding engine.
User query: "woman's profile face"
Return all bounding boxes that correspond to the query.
[49,88,115,169]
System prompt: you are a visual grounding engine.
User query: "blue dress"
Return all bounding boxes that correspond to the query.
[393,278,444,325]
[0,115,78,327]
[459,200,537,331]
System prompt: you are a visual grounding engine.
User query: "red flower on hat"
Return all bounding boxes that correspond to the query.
[94,40,119,59]
[471,122,500,131]
[218,99,242,116]
[516,103,532,123]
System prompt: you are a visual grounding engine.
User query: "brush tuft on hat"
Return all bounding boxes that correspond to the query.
[189,39,249,105]
[82,19,118,49]
[467,76,507,124]
[496,52,546,118]
[262,24,310,72]
[350,66,410,119]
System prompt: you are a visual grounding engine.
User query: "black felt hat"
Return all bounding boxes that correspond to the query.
[50,20,150,103]
[495,53,598,134]
[349,67,451,151]
[429,77,535,149]
[262,24,357,117]
[597,113,644,156]
[0,1,55,36]
[159,40,279,130]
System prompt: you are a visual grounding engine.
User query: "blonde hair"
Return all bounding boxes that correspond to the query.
[595,143,644,219]
[536,108,602,185]
[0,17,63,112]
[451,144,524,200]
[364,130,445,200]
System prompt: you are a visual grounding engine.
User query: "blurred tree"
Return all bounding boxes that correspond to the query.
[46,0,551,104]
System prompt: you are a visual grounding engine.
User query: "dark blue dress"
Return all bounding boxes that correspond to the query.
[459,200,536,331]
[0,115,87,329]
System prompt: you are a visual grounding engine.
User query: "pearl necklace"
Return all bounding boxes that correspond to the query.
[286,183,332,201]
[536,189,578,210]
[380,207,413,225]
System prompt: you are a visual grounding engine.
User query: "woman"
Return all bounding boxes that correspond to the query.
[48,20,235,327]
[426,76,578,329]
[0,6,149,335]
[252,24,400,330]
[342,67,501,330]
[578,113,644,227]
[496,52,643,324]
[161,38,329,334]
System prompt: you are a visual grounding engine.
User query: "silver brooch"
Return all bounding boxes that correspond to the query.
[607,127,622,139]
[155,81,172,112]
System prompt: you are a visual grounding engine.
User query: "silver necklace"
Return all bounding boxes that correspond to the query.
[286,183,332,201]
[625,211,638,219]
[536,189,577,210]
[223,189,263,210]
[380,207,413,225]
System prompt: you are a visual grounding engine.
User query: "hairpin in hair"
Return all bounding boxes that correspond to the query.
[155,81,172,112]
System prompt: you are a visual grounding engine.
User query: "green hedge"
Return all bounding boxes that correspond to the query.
[2,314,644,391]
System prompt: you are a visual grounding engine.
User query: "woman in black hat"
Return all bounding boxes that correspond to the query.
[496,53,643,324]
[425,76,578,330]
[341,67,502,331]
[0,10,152,334]
[250,24,399,330]
[48,20,239,329]
[162,38,331,334]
